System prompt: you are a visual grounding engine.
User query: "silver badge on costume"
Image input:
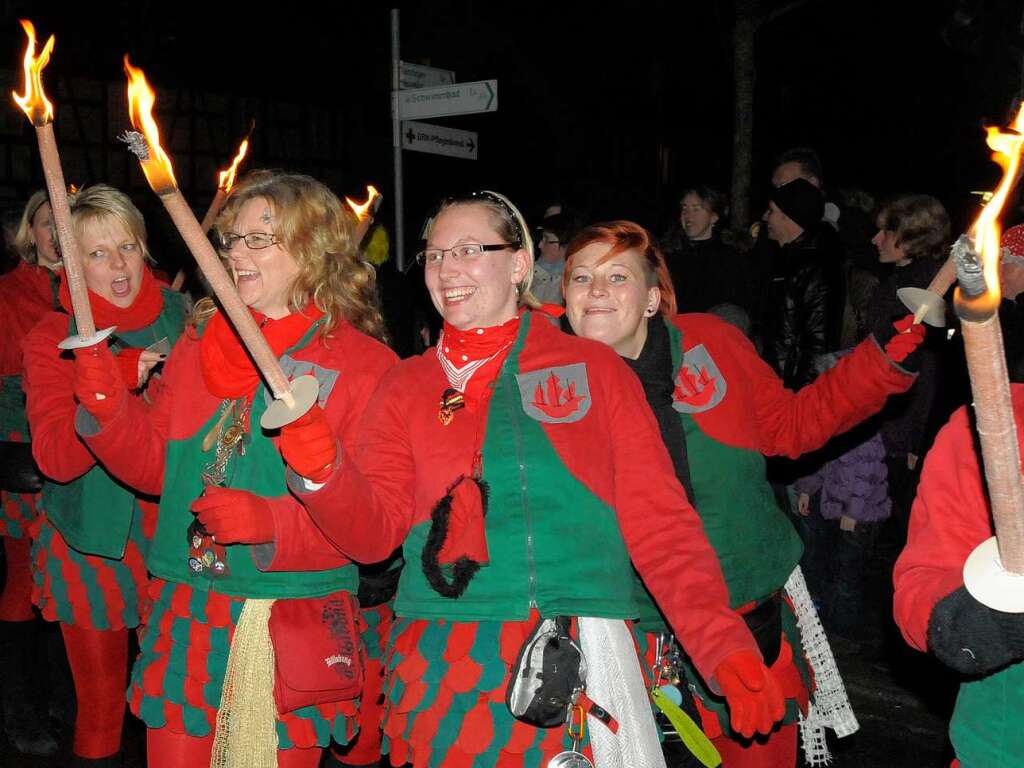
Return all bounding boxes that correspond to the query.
[263,355,339,411]
[515,364,591,424]
[671,344,726,414]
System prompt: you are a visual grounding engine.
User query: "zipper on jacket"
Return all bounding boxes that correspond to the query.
[504,375,537,608]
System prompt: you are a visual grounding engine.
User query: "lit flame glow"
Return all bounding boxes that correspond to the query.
[969,104,1024,310]
[12,20,55,126]
[217,138,249,192]
[345,185,380,221]
[124,56,177,194]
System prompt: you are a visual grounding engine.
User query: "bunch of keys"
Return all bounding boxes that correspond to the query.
[547,704,594,768]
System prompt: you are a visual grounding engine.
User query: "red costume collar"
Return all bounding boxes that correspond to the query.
[199,304,324,400]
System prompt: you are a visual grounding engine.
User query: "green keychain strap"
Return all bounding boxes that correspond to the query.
[650,687,722,768]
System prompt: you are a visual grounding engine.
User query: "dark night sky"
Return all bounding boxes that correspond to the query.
[4,0,1024,237]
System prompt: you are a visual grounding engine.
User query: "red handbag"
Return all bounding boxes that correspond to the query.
[268,591,366,715]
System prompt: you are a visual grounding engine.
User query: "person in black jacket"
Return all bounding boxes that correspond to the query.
[661,185,752,315]
[761,179,845,389]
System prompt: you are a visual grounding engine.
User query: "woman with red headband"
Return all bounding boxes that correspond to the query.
[561,220,924,767]
[22,184,187,766]
[267,191,789,767]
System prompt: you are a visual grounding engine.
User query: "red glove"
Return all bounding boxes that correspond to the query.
[714,649,785,738]
[279,404,337,482]
[190,486,274,545]
[437,478,490,565]
[881,314,926,370]
[73,344,127,424]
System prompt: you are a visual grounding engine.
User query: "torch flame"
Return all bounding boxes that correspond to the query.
[345,185,380,221]
[123,56,177,194]
[12,20,55,126]
[969,104,1024,310]
[217,138,249,192]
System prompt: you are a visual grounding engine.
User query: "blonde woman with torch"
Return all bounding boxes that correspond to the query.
[71,171,397,767]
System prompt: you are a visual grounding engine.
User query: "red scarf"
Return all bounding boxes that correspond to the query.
[200,305,325,399]
[58,266,163,333]
[437,315,520,410]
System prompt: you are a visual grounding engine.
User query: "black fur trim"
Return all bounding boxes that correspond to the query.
[421,476,490,598]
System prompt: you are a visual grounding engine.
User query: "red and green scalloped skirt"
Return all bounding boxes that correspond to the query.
[129,579,360,750]
[381,614,657,768]
[29,512,150,630]
[0,421,38,539]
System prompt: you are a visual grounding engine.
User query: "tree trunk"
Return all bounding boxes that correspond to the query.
[731,0,757,231]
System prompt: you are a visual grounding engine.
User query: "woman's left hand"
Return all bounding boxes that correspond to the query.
[190,486,274,545]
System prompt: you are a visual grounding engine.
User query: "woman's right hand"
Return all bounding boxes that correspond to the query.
[279,403,337,482]
[73,344,126,423]
[797,493,811,516]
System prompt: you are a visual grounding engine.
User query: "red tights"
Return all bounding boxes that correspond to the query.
[712,723,798,768]
[146,728,322,768]
[0,537,34,621]
[61,623,128,759]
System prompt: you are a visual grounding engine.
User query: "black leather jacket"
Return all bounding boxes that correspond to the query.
[765,225,845,389]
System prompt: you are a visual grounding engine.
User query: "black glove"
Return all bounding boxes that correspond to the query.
[928,586,1024,675]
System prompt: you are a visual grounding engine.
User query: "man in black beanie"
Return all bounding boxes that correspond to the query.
[761,178,845,389]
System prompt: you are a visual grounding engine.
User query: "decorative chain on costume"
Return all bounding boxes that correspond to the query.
[210,597,278,768]
[785,566,858,765]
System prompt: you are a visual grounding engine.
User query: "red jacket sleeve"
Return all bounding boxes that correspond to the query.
[602,356,760,683]
[22,315,96,482]
[752,335,915,458]
[292,367,417,565]
[892,403,994,652]
[76,340,178,496]
[252,491,355,571]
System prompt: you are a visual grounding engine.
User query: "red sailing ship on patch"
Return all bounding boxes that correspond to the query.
[533,371,587,419]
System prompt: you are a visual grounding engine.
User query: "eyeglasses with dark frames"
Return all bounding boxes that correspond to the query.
[415,242,515,267]
[218,231,282,252]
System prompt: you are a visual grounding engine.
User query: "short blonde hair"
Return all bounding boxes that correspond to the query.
[12,190,50,264]
[206,170,387,343]
[69,184,152,262]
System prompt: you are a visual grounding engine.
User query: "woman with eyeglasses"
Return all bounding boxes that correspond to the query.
[70,171,397,768]
[561,220,924,767]
[271,191,791,767]
[0,190,62,757]
[21,184,188,766]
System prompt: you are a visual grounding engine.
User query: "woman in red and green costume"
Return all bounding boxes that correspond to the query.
[22,184,187,766]
[0,190,62,757]
[562,221,923,767]
[272,191,787,767]
[71,171,397,768]
[894,392,1024,767]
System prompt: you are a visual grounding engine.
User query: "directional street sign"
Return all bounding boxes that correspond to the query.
[400,62,455,90]
[402,120,478,160]
[396,80,497,121]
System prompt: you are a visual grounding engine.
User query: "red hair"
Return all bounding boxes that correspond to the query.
[563,220,677,316]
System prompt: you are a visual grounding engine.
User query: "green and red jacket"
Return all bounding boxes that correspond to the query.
[660,313,916,609]
[22,287,186,558]
[894,386,1024,768]
[78,315,398,597]
[293,311,760,683]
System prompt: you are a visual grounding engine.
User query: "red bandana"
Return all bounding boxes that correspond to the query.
[200,304,325,400]
[58,266,164,333]
[437,315,520,410]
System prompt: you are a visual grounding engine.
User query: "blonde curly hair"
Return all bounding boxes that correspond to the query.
[194,170,387,344]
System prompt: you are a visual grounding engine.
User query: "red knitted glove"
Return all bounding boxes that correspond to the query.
[190,487,274,545]
[115,348,144,391]
[714,649,785,738]
[879,314,926,371]
[73,344,127,424]
[279,404,337,482]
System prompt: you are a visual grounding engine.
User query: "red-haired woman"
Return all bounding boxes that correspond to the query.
[562,220,924,767]
[274,192,787,767]
[0,190,61,756]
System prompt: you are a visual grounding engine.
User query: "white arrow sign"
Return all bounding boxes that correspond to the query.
[402,120,478,160]
[396,80,497,120]
[400,62,455,90]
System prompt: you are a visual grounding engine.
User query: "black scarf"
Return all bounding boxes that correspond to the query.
[623,317,696,504]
